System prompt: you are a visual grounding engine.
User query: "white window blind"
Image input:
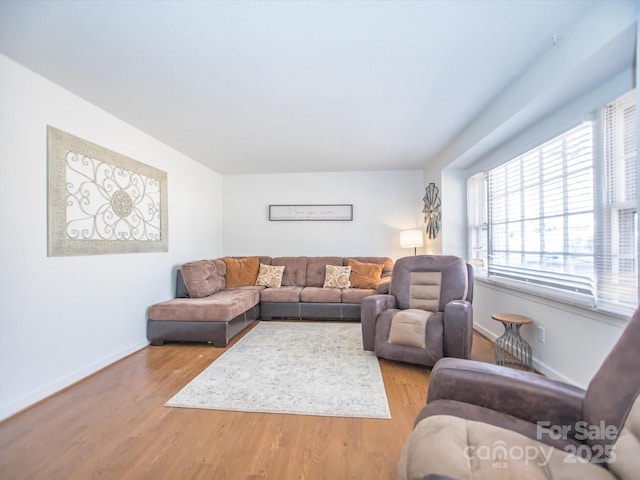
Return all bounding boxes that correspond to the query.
[468,89,638,315]
[486,122,596,305]
[597,90,638,314]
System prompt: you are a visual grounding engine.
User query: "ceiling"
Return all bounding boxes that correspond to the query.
[0,0,598,175]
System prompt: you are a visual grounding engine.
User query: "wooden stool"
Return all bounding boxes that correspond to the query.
[492,313,533,371]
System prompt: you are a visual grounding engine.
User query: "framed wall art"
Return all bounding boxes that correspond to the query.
[269,204,353,221]
[47,126,168,256]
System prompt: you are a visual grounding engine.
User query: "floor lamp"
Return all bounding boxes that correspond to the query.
[400,229,424,255]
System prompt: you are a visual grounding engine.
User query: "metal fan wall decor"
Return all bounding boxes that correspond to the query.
[423,183,441,239]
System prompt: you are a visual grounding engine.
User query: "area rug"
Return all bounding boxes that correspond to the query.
[165,322,391,419]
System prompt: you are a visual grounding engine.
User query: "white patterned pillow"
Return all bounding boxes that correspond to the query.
[255,264,285,288]
[323,265,351,288]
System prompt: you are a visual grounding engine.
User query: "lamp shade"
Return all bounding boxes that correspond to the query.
[400,229,424,249]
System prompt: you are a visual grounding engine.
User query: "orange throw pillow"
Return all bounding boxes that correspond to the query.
[347,259,383,289]
[222,256,260,287]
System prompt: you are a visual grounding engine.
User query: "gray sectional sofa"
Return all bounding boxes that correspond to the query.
[147,255,393,347]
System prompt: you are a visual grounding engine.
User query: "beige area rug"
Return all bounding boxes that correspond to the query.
[165,321,391,419]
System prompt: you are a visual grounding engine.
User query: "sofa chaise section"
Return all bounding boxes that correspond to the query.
[147,258,264,347]
[147,288,262,347]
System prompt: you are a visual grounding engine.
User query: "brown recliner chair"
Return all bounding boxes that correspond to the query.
[361,255,474,367]
[397,306,640,480]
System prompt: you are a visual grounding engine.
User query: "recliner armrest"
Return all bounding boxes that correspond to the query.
[427,357,585,432]
[361,294,397,350]
[442,300,473,358]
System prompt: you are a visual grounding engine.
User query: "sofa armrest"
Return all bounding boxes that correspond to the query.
[376,277,392,294]
[442,300,473,358]
[176,269,190,298]
[427,358,585,432]
[361,294,397,350]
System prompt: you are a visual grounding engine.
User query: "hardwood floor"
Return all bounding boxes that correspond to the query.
[0,323,495,480]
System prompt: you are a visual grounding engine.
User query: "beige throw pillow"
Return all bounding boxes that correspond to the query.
[323,265,351,288]
[255,263,285,288]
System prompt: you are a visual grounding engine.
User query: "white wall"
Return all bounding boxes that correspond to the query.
[472,282,626,388]
[422,2,638,388]
[0,54,224,421]
[223,171,424,259]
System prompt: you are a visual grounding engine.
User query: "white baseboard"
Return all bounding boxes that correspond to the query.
[0,339,149,422]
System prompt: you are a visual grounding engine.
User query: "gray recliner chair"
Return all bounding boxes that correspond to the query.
[397,305,640,480]
[361,255,474,367]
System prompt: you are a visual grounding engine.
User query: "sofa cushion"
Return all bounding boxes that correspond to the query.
[306,257,343,287]
[347,258,383,289]
[180,259,226,298]
[260,286,303,302]
[223,256,260,287]
[148,288,260,322]
[301,286,342,303]
[397,415,615,480]
[255,263,285,288]
[341,287,377,303]
[270,257,308,286]
[323,265,351,288]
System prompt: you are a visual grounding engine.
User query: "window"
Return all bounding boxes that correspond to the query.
[468,90,637,315]
[467,172,487,276]
[597,90,638,314]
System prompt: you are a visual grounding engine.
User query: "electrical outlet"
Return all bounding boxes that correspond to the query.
[537,325,546,343]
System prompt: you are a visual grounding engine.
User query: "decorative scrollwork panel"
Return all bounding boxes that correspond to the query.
[48,126,168,256]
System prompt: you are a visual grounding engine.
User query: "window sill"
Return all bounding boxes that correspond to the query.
[474,276,630,327]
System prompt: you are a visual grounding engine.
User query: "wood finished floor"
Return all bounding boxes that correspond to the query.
[0,323,495,480]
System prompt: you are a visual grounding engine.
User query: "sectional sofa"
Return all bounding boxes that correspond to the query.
[147,255,393,347]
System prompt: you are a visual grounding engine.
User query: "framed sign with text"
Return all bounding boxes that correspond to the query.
[268,204,353,221]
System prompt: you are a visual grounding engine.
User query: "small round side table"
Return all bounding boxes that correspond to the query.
[492,313,533,371]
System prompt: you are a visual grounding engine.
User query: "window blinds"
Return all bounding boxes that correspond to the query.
[597,90,638,314]
[486,122,596,305]
[469,89,638,315]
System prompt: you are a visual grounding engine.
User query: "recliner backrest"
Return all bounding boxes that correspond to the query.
[390,255,469,311]
[584,306,640,477]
